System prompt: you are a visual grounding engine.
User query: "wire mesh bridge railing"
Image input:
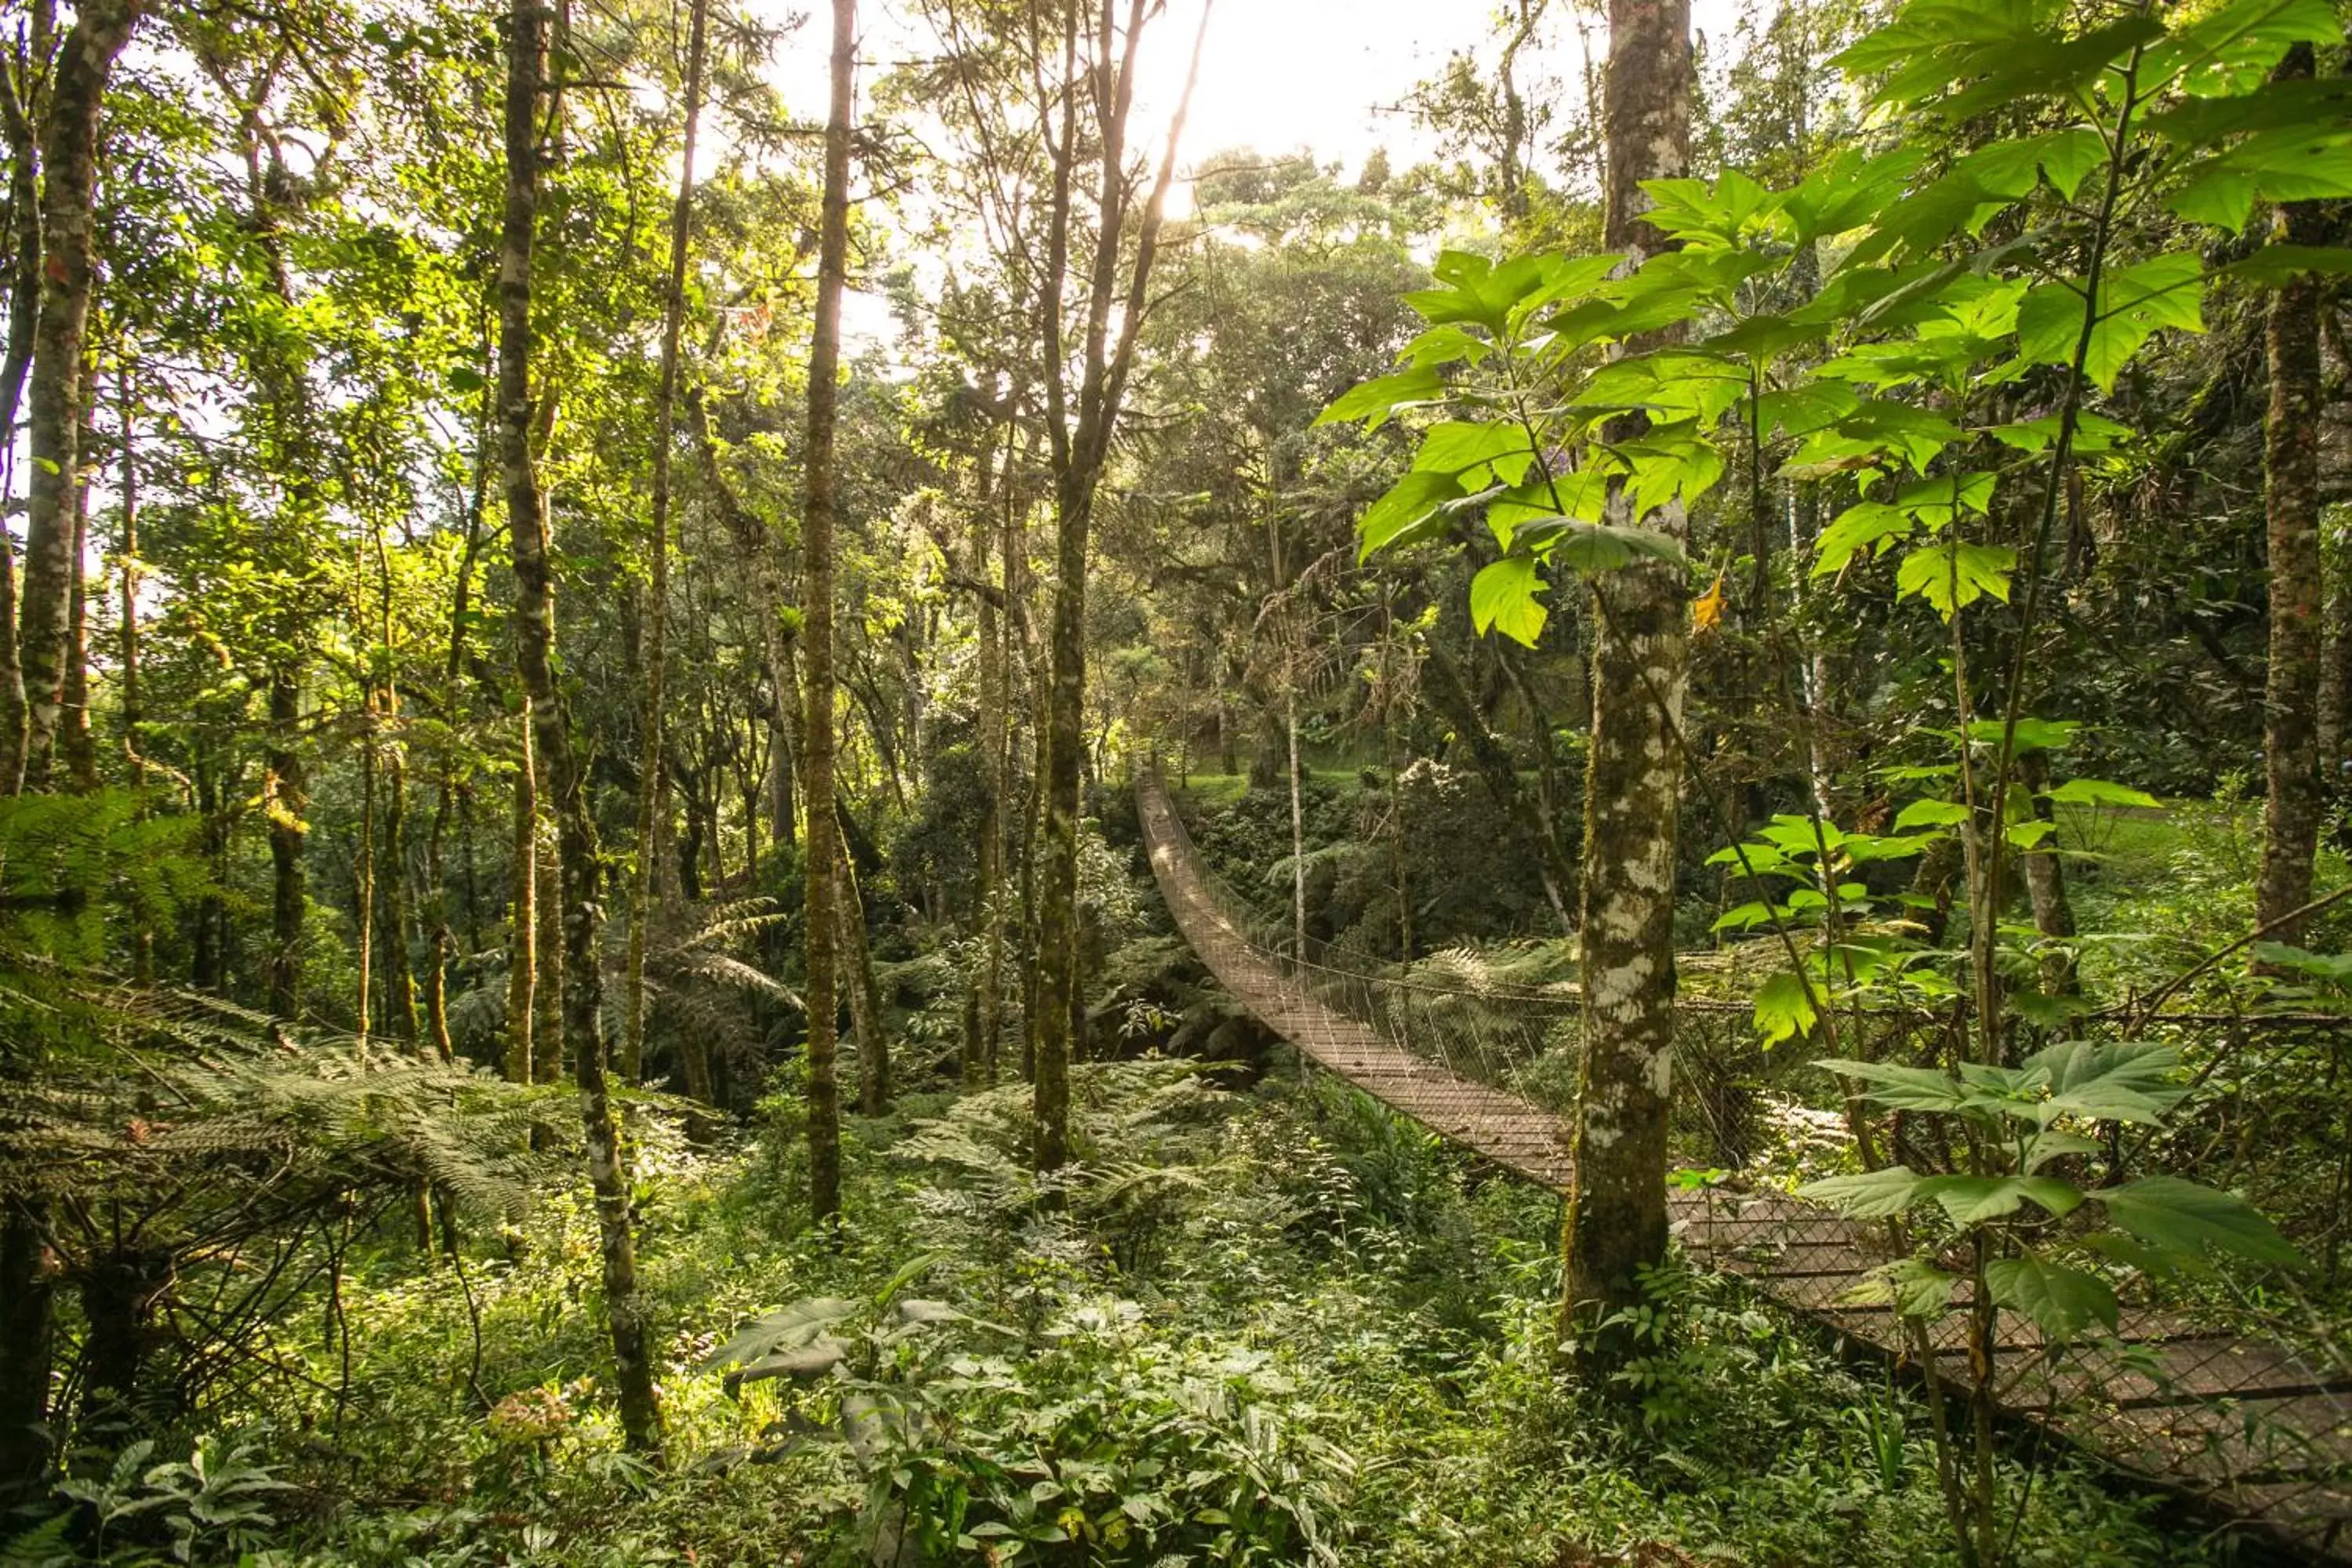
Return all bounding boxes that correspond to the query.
[1134,768,2352,1563]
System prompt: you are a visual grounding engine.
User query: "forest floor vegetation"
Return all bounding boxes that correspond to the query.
[12,1063,2236,1568]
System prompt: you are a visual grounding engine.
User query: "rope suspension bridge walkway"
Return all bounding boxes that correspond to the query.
[1134,768,2352,1563]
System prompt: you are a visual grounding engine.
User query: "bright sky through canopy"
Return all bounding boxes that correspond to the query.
[771,0,1751,348]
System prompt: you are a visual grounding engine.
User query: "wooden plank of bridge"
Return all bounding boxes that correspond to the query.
[1134,770,2352,1563]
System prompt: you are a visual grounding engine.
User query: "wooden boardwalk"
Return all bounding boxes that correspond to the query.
[1136,771,2352,1563]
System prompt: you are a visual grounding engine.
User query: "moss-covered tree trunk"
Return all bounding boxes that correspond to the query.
[2255,42,2324,951]
[505,704,536,1083]
[266,668,306,1019]
[0,0,136,1497]
[625,0,707,1085]
[1561,0,1693,1371]
[499,0,661,1452]
[8,0,136,792]
[1033,0,1203,1175]
[799,0,856,1223]
[967,439,1011,1085]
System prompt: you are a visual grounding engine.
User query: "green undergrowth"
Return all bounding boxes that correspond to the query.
[15,1064,2228,1568]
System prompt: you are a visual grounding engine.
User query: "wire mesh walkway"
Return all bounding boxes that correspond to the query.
[1135,769,2352,1563]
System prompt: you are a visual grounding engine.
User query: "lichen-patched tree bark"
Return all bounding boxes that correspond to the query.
[1560,0,1693,1370]
[2255,41,2324,953]
[9,0,137,791]
[497,0,662,1452]
[800,0,856,1224]
[625,0,708,1084]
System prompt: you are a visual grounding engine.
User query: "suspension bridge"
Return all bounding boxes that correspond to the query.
[1134,768,2352,1563]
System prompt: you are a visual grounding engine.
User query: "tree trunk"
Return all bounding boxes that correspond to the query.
[1032,0,1204,1175]
[1560,0,1693,1372]
[60,419,96,792]
[532,755,562,1081]
[379,722,419,1044]
[2255,42,2325,953]
[626,0,709,1083]
[967,446,1010,1085]
[505,702,536,1083]
[0,71,38,774]
[267,668,306,1019]
[8,0,136,792]
[0,1203,55,1504]
[2016,752,2078,993]
[499,0,662,1452]
[799,0,855,1225]
[117,365,154,983]
[356,717,376,1044]
[840,844,887,1116]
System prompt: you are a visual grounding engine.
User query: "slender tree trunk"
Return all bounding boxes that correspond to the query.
[1032,0,1206,1174]
[2256,42,2325,953]
[266,668,306,1019]
[800,0,855,1224]
[8,0,136,792]
[500,0,661,1450]
[356,713,376,1044]
[840,844,887,1115]
[1560,0,1693,1371]
[506,702,537,1083]
[626,0,709,1083]
[532,766,562,1081]
[60,397,96,791]
[374,525,419,1046]
[2016,752,2078,993]
[426,423,488,1064]
[379,724,419,1043]
[967,445,1009,1085]
[0,77,37,775]
[117,365,154,983]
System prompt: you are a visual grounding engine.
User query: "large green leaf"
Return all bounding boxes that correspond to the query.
[2098,1176,2302,1268]
[1800,1164,1928,1218]
[2017,253,2205,391]
[1893,798,1971,829]
[1814,500,1918,575]
[702,1296,859,1372]
[2142,73,2352,145]
[2219,245,2352,286]
[2142,0,2344,95]
[1896,542,2015,619]
[1783,146,1929,241]
[1356,471,1462,560]
[1469,555,1548,647]
[1842,1258,1964,1318]
[1753,969,1820,1045]
[1530,519,1686,573]
[1986,1254,2118,1341]
[1317,365,1446,429]
[1961,128,2107,202]
[2044,777,2161,809]
[1813,1058,1972,1112]
[2024,1039,2187,1124]
[1488,470,1612,547]
[1913,1174,2085,1225]
[2171,126,2352,231]
[1963,717,2078,752]
[1784,400,1962,477]
[1414,421,1538,486]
